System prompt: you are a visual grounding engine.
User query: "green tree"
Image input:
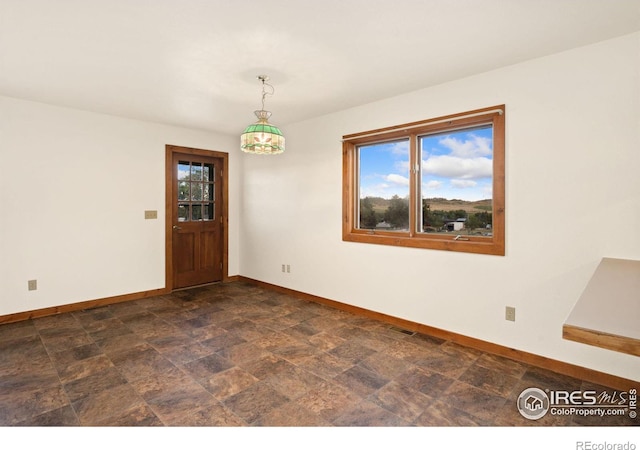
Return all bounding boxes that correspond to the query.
[467,211,492,230]
[384,195,409,229]
[466,214,482,230]
[422,200,431,229]
[448,209,468,221]
[359,197,378,228]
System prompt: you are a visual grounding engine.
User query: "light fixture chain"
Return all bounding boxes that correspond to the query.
[258,75,274,111]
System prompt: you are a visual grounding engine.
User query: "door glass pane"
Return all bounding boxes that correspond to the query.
[203,203,214,220]
[175,159,218,224]
[178,204,189,221]
[191,163,203,181]
[203,184,213,201]
[191,182,203,201]
[192,204,202,221]
[203,164,213,182]
[178,162,190,181]
[178,182,190,201]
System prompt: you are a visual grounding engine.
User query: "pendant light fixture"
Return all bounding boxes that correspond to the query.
[240,75,285,155]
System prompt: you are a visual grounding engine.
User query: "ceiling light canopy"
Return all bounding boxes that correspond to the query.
[240,75,285,155]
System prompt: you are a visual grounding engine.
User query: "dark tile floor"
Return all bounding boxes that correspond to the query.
[0,281,635,426]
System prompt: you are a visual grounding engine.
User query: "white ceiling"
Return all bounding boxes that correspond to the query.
[1,0,639,135]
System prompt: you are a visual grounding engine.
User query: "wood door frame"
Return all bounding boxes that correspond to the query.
[165,144,230,290]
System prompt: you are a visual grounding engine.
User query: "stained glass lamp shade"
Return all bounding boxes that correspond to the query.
[240,110,285,155]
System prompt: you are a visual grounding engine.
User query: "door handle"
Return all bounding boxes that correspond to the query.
[173,225,182,230]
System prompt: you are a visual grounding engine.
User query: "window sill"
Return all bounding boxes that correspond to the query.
[343,230,505,255]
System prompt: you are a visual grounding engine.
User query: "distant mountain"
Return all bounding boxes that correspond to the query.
[364,196,491,214]
[424,197,492,213]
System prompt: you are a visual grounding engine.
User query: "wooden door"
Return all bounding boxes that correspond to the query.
[170,151,223,289]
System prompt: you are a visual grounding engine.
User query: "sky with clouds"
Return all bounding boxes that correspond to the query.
[358,125,493,201]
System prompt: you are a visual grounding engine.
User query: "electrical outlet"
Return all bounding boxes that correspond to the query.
[505,306,516,322]
[286,264,290,273]
[281,264,285,272]
[28,279,37,291]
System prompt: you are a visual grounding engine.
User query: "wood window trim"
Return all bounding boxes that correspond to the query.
[342,105,505,256]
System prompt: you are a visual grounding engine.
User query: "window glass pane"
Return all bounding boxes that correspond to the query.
[203,164,214,182]
[192,204,202,221]
[203,203,214,221]
[419,125,493,236]
[191,182,203,201]
[178,181,190,201]
[178,162,190,181]
[178,204,189,222]
[191,163,203,181]
[357,139,410,231]
[203,183,214,201]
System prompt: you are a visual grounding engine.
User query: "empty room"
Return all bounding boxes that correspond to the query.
[0,0,638,442]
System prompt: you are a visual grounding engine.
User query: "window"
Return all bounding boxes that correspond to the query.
[342,105,505,255]
[177,161,216,222]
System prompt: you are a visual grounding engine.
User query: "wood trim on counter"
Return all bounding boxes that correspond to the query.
[563,324,640,357]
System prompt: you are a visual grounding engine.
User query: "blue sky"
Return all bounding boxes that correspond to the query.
[358,125,493,201]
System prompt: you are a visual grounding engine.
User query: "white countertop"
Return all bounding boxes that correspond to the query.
[564,258,640,340]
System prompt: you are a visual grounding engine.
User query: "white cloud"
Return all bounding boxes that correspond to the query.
[389,140,410,156]
[394,159,410,173]
[385,173,409,186]
[439,134,492,158]
[360,173,410,198]
[421,180,443,197]
[451,179,477,188]
[422,155,492,179]
[359,183,388,198]
[422,180,442,190]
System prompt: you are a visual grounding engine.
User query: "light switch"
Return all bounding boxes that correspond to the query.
[145,210,158,219]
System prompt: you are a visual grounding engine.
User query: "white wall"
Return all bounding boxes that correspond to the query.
[240,32,640,381]
[0,96,240,315]
[1,33,637,382]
